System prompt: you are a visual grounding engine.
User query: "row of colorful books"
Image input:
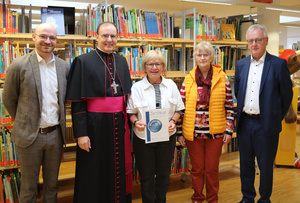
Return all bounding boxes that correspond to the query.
[0,89,13,125]
[214,46,244,71]
[64,43,93,66]
[0,170,20,202]
[0,0,19,34]
[86,4,171,39]
[0,41,244,79]
[186,14,244,41]
[118,45,169,75]
[86,3,245,41]
[117,45,243,75]
[171,146,190,174]
[191,15,219,41]
[0,127,18,166]
[0,41,29,79]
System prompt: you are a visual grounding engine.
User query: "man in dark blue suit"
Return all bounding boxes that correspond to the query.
[234,24,293,203]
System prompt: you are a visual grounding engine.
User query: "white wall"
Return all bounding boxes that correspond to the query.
[279,26,288,49]
[280,26,300,49]
[257,8,280,56]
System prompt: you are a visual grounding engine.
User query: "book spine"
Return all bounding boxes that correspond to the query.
[2,0,5,34]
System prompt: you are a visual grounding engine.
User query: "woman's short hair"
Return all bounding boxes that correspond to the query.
[142,49,166,72]
[246,24,268,39]
[194,41,215,64]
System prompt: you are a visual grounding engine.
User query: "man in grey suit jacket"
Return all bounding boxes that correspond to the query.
[3,23,69,202]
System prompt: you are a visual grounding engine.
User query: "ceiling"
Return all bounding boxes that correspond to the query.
[52,0,300,26]
[10,0,300,27]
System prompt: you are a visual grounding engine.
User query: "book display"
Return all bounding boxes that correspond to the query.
[41,7,65,36]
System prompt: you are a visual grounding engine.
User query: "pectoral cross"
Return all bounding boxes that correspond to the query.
[111,80,119,94]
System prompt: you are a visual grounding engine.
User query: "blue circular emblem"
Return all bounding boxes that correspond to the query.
[148,119,162,133]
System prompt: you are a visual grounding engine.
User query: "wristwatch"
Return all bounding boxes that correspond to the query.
[133,119,139,127]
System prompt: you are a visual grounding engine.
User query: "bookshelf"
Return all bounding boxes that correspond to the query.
[0,33,247,77]
[0,165,19,171]
[0,34,247,46]
[0,2,250,200]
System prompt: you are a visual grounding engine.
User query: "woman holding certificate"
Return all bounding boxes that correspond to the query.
[177,41,234,203]
[127,50,185,203]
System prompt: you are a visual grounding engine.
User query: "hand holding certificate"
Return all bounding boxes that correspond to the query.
[145,109,169,144]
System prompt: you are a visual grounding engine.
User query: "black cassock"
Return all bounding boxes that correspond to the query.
[66,49,132,203]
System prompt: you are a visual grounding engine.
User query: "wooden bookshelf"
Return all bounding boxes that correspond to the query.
[225,70,235,76]
[0,165,19,171]
[0,33,247,46]
[0,123,13,127]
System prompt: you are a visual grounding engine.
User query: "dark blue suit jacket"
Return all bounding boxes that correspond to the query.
[234,52,293,135]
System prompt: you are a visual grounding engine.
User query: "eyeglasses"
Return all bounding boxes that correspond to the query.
[247,37,266,45]
[100,34,118,40]
[35,33,57,42]
[146,63,163,68]
[196,54,210,58]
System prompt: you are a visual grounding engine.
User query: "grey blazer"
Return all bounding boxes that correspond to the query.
[3,50,69,148]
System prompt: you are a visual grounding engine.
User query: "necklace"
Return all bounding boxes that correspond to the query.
[95,49,119,94]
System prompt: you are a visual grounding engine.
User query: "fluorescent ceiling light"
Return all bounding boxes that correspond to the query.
[280,16,300,24]
[11,0,98,10]
[265,7,300,14]
[180,0,234,6]
[180,0,300,14]
[244,14,257,18]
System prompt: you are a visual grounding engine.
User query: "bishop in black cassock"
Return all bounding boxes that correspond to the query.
[66,47,132,202]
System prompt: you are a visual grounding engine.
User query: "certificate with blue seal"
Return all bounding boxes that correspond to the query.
[145,108,169,143]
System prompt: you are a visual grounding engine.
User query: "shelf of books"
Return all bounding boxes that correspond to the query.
[0,1,248,197]
[0,0,248,78]
[0,124,20,202]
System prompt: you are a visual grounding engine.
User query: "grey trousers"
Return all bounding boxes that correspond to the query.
[16,126,63,203]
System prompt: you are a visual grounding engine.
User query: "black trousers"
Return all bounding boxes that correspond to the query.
[133,134,176,203]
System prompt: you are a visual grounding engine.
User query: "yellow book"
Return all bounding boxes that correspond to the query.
[0,2,3,34]
[221,24,236,41]
[16,42,19,57]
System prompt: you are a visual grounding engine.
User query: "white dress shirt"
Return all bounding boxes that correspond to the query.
[127,76,185,139]
[243,52,266,115]
[36,50,60,127]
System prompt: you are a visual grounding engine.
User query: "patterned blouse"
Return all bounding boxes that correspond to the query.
[177,77,234,139]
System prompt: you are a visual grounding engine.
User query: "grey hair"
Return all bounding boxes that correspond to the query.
[193,41,215,64]
[246,24,268,39]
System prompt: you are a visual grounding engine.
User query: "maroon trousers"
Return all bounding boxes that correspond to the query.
[186,137,223,203]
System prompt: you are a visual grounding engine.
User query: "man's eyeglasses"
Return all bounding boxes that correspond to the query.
[100,34,118,40]
[146,63,163,68]
[247,37,266,45]
[35,33,57,42]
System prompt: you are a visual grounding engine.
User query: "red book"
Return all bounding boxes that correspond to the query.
[0,174,4,203]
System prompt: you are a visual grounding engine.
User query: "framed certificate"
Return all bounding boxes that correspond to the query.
[145,109,169,144]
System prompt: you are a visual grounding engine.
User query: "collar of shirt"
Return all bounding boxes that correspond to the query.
[143,76,167,90]
[35,49,55,64]
[250,51,266,65]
